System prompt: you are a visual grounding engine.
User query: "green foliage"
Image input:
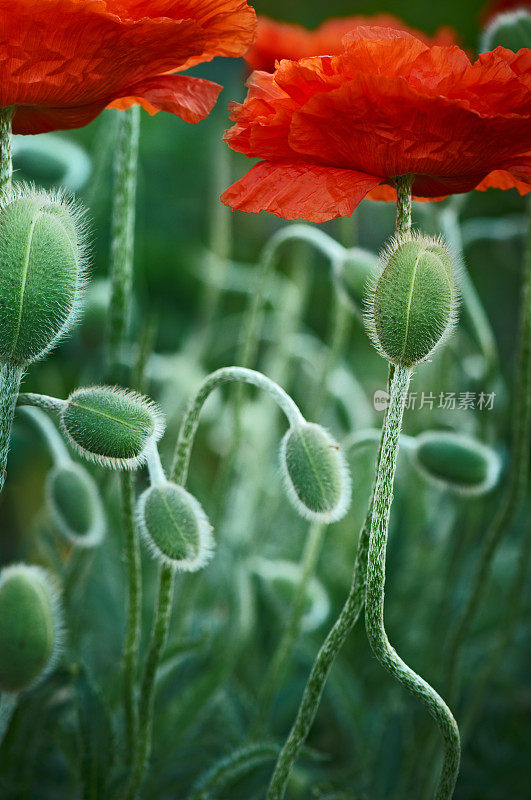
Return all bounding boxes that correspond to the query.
[0,185,87,367]
[0,565,60,693]
[60,386,164,469]
[367,234,457,366]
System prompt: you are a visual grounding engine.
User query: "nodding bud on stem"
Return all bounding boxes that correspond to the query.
[280,423,351,523]
[0,565,63,693]
[366,234,458,367]
[137,482,214,571]
[412,431,501,495]
[46,463,105,547]
[60,386,164,470]
[481,10,531,52]
[0,185,88,367]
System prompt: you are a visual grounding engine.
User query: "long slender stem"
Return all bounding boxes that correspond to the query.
[0,364,23,494]
[444,199,531,706]
[251,522,326,735]
[106,106,140,378]
[365,364,460,800]
[395,174,414,238]
[121,472,141,767]
[0,107,13,193]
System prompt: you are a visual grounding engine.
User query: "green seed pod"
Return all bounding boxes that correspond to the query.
[60,386,164,469]
[137,482,214,571]
[0,565,62,693]
[46,463,105,547]
[0,185,88,367]
[366,234,458,367]
[280,423,351,522]
[338,247,380,312]
[252,558,330,632]
[481,10,531,52]
[412,431,501,495]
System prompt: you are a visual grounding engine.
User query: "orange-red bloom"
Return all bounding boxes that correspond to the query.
[0,0,256,134]
[245,14,456,73]
[222,27,531,223]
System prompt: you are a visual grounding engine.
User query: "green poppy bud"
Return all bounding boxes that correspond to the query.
[280,423,351,522]
[60,386,164,470]
[412,431,501,495]
[481,10,531,52]
[0,185,88,367]
[46,463,105,547]
[366,234,458,367]
[252,557,330,632]
[137,482,214,571]
[0,565,62,693]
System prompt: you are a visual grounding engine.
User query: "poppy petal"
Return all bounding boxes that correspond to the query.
[221,160,382,222]
[109,74,222,123]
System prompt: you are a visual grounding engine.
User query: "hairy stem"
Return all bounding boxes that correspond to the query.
[0,364,23,494]
[121,472,141,767]
[365,364,460,800]
[251,522,326,735]
[106,106,140,378]
[0,107,13,193]
[444,199,531,706]
[395,174,414,238]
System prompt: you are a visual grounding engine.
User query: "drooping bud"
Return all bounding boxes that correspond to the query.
[412,431,501,495]
[252,557,330,632]
[46,463,105,547]
[0,565,62,693]
[481,10,531,52]
[0,185,88,367]
[60,386,164,469]
[366,234,458,367]
[137,482,214,571]
[280,423,351,522]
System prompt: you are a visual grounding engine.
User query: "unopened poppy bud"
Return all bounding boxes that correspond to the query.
[412,431,501,495]
[252,558,330,632]
[0,565,62,693]
[0,185,88,367]
[137,482,214,571]
[481,10,531,52]
[366,234,458,367]
[46,463,105,547]
[280,423,351,522]
[60,386,164,469]
[339,247,379,311]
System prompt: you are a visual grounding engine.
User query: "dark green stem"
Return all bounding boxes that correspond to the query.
[0,364,23,494]
[444,199,531,705]
[365,365,460,800]
[121,472,141,766]
[0,107,13,193]
[106,106,140,378]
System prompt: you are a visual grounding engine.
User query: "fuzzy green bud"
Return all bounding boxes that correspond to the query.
[366,234,458,367]
[138,482,214,571]
[0,185,87,367]
[46,463,105,547]
[412,431,501,495]
[280,423,351,522]
[0,565,62,693]
[252,558,330,632]
[60,386,164,469]
[482,10,531,52]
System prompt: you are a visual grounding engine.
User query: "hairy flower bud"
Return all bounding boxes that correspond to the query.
[0,185,88,367]
[280,423,351,522]
[0,565,62,693]
[366,234,458,367]
[482,10,531,52]
[412,431,501,495]
[46,463,105,547]
[137,482,214,571]
[60,386,164,469]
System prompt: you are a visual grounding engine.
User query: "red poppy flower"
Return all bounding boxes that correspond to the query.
[221,27,531,223]
[245,14,456,73]
[0,0,257,134]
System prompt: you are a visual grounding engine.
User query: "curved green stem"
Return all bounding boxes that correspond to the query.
[444,200,531,706]
[18,406,70,466]
[0,364,23,494]
[365,364,460,800]
[188,742,280,800]
[251,522,326,735]
[106,106,140,379]
[121,472,141,767]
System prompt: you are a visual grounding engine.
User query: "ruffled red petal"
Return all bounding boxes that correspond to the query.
[220,160,382,222]
[109,74,222,123]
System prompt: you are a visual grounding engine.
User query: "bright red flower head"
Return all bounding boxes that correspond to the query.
[222,27,531,223]
[245,14,457,73]
[0,0,257,134]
